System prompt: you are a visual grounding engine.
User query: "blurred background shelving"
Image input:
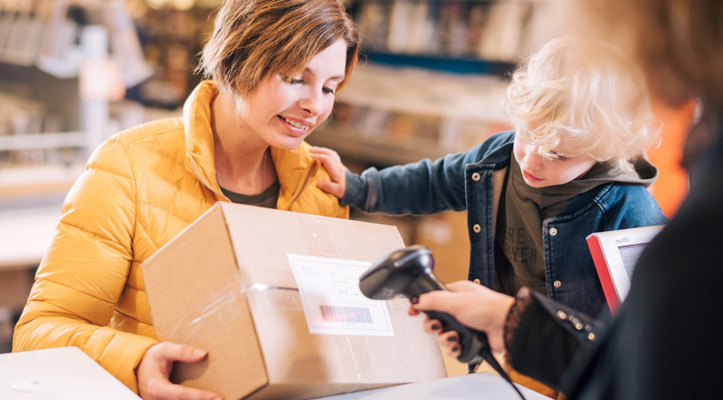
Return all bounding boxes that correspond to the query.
[308,0,556,313]
[0,0,548,175]
[0,1,696,383]
[0,0,695,380]
[310,0,557,167]
[0,0,570,362]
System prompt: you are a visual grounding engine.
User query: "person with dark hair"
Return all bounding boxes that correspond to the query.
[13,1,359,398]
[412,1,723,398]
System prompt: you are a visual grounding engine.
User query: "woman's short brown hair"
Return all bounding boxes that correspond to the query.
[198,0,359,97]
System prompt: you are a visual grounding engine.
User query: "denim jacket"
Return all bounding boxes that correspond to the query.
[344,131,668,316]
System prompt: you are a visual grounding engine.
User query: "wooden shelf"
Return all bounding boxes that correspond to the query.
[308,128,448,167]
[0,164,84,201]
[363,51,515,76]
[0,132,86,151]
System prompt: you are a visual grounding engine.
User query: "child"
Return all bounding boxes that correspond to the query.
[311,36,668,319]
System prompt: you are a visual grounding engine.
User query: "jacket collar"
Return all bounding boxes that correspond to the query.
[183,80,219,194]
[472,130,516,169]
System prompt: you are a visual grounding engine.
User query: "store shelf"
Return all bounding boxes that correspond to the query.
[336,64,507,120]
[0,132,86,151]
[0,164,85,202]
[363,51,515,76]
[311,63,509,168]
[308,128,446,167]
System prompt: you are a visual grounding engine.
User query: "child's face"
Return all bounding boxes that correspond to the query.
[513,134,597,188]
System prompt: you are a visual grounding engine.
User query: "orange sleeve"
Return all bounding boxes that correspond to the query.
[647,100,697,218]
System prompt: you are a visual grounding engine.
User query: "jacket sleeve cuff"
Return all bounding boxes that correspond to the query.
[90,330,158,394]
[506,290,600,390]
[341,168,367,208]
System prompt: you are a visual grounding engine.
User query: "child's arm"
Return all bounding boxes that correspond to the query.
[311,146,474,215]
[600,184,670,230]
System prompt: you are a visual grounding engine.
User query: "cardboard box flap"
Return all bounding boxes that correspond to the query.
[220,202,403,289]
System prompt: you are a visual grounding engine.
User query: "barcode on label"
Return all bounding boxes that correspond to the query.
[320,305,372,324]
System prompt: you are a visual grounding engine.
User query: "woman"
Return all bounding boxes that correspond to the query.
[413,1,723,398]
[12,1,359,399]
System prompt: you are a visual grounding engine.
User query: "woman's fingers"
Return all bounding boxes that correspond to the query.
[137,343,222,400]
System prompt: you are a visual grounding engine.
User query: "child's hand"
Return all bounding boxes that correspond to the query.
[310,146,347,199]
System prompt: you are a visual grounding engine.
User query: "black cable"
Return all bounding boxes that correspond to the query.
[477,349,526,400]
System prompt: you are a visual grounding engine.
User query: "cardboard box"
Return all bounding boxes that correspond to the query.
[143,203,447,400]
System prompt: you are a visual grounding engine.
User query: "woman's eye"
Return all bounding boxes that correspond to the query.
[323,87,336,95]
[283,76,303,84]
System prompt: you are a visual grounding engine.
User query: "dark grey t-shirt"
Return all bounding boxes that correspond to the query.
[220,180,280,209]
[496,155,648,296]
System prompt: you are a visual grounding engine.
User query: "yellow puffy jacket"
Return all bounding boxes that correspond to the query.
[12,81,348,393]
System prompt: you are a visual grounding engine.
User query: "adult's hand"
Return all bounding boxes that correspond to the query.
[309,146,347,199]
[136,342,222,400]
[412,280,515,354]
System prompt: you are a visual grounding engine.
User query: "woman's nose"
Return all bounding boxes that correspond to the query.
[300,89,323,116]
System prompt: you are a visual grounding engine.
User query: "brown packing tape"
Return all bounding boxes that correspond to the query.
[164,280,245,343]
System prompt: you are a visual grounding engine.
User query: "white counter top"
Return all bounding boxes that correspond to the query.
[313,371,548,400]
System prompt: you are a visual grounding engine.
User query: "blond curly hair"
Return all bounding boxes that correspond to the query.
[504,36,660,171]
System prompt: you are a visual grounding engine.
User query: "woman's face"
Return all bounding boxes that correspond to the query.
[240,39,347,150]
[513,134,597,188]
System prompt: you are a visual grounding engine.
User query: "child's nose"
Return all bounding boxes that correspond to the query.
[524,149,543,170]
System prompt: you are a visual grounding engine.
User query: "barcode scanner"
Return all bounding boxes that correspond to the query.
[359,245,486,363]
[359,245,526,400]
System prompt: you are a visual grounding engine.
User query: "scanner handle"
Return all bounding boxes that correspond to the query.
[421,310,485,363]
[408,273,526,399]
[361,246,526,399]
[405,273,487,363]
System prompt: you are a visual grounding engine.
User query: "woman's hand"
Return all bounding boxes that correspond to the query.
[410,281,515,355]
[309,146,347,199]
[136,342,222,400]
